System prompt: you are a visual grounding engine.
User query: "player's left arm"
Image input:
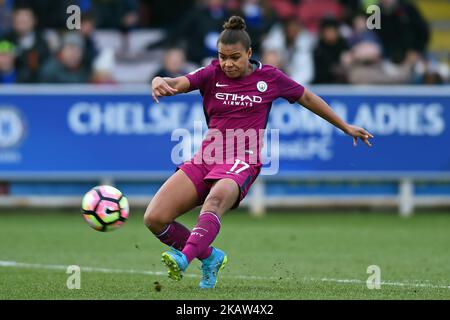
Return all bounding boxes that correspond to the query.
[298,88,374,147]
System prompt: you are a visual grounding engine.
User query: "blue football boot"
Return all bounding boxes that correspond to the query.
[161,248,188,281]
[199,247,228,289]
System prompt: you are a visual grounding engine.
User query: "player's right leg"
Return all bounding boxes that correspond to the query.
[143,169,213,280]
[143,169,199,280]
[144,169,198,236]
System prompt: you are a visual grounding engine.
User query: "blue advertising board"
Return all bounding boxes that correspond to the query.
[0,85,449,178]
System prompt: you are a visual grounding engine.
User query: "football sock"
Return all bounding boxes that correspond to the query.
[154,221,213,260]
[182,211,221,263]
[154,221,189,251]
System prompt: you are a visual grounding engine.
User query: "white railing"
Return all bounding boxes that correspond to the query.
[1,176,449,216]
[245,177,450,217]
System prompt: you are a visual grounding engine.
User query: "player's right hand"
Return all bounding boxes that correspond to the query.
[346,125,374,147]
[151,77,178,103]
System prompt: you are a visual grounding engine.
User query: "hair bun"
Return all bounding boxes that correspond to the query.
[223,16,246,31]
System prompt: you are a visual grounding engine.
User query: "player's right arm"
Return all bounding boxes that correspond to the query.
[151,76,190,103]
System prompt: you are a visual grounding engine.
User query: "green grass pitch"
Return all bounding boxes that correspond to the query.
[0,209,449,300]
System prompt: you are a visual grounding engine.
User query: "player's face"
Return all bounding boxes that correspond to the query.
[218,42,252,78]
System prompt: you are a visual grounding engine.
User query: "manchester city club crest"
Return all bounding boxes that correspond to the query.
[257,81,268,92]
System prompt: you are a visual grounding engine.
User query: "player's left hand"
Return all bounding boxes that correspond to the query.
[345,125,374,147]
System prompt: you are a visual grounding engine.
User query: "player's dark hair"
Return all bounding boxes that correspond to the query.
[217,16,251,51]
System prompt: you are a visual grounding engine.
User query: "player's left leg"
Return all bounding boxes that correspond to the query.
[186,179,239,288]
[193,163,260,288]
[161,178,239,286]
[182,178,239,262]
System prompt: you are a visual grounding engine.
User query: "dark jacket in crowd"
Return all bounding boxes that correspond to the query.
[6,30,50,83]
[150,5,234,64]
[375,0,430,63]
[39,58,90,83]
[313,38,349,84]
[91,0,138,30]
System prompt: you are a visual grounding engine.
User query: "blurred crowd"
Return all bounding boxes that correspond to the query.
[0,0,449,85]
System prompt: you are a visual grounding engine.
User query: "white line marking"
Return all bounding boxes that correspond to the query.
[311,277,450,289]
[1,260,449,289]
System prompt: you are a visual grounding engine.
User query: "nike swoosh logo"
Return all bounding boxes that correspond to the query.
[216,82,229,87]
[193,227,208,232]
[105,208,120,214]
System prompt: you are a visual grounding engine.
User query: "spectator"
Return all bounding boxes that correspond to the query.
[39,32,90,83]
[375,0,430,64]
[313,17,349,83]
[413,55,450,85]
[91,48,117,84]
[342,41,415,84]
[152,47,191,79]
[80,11,100,70]
[92,0,139,31]
[261,49,284,70]
[148,0,234,65]
[6,6,50,83]
[13,0,75,29]
[234,0,277,57]
[0,0,14,37]
[0,39,17,84]
[263,16,315,85]
[346,12,380,47]
[140,0,196,29]
[338,0,364,25]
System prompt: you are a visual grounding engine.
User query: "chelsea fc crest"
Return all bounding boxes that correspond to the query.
[257,81,267,92]
[0,106,25,149]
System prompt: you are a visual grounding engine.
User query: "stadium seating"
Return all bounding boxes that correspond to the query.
[413,0,450,63]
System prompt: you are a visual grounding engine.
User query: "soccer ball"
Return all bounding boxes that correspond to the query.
[81,185,129,232]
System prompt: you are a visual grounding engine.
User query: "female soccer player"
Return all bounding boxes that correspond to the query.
[145,16,373,289]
